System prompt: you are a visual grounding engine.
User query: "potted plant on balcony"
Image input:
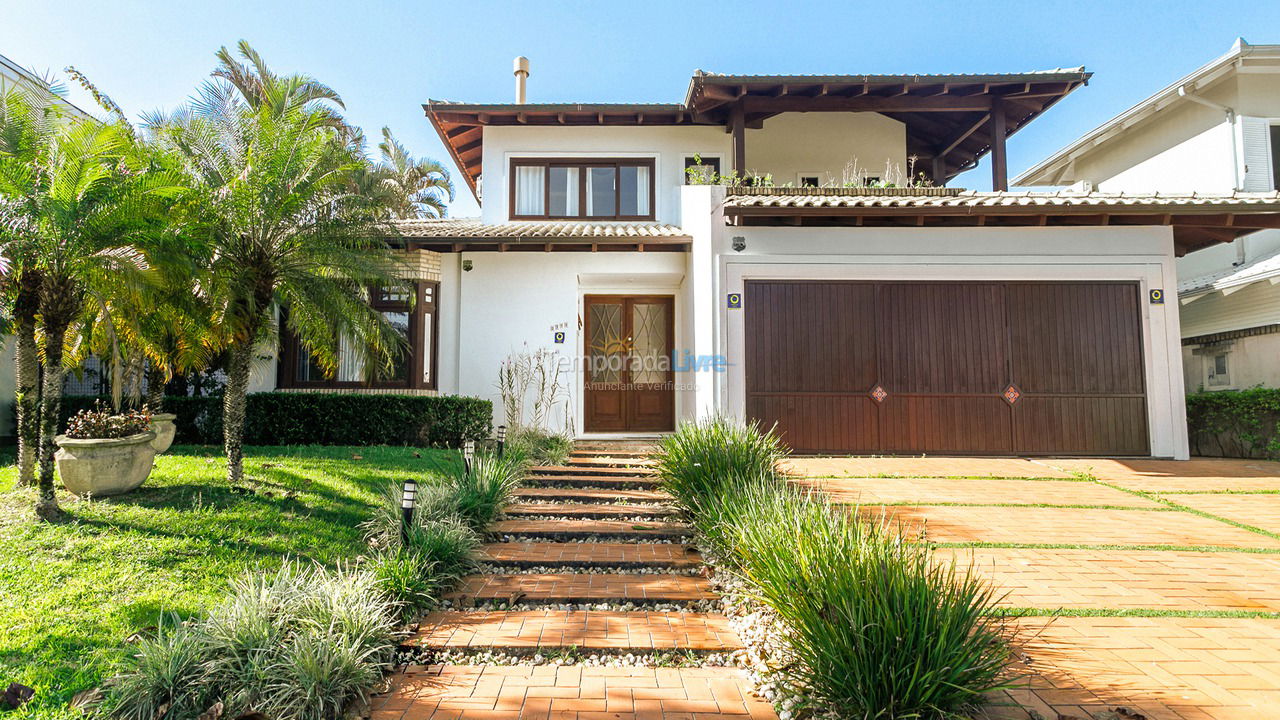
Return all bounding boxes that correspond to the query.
[55,404,157,497]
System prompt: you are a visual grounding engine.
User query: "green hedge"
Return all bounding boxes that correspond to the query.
[1186,388,1280,459]
[50,392,492,447]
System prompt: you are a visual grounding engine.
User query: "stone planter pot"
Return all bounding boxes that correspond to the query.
[150,413,177,453]
[55,432,158,497]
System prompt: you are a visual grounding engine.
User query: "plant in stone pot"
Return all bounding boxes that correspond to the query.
[55,404,157,497]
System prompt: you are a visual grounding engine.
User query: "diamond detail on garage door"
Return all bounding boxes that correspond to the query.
[1003,384,1022,405]
[869,385,888,403]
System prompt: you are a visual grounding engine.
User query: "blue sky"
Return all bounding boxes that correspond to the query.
[3,0,1277,216]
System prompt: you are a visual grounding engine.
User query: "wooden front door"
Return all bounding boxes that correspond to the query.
[745,280,1149,456]
[584,295,675,432]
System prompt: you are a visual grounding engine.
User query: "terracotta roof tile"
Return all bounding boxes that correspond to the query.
[392,218,690,240]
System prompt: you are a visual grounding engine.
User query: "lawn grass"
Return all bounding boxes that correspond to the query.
[0,444,459,720]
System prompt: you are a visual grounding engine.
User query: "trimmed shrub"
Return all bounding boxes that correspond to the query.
[50,392,492,447]
[1186,388,1280,459]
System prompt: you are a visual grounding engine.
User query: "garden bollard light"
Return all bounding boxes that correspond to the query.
[401,479,417,547]
[496,425,507,458]
[463,439,475,477]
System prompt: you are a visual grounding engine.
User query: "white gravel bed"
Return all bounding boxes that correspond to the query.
[477,563,701,576]
[396,646,729,668]
[702,546,818,720]
[501,513,673,523]
[437,598,720,613]
[493,534,683,545]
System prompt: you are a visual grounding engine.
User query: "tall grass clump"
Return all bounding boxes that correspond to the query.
[657,418,1014,718]
[507,426,573,465]
[106,616,212,720]
[728,491,1012,716]
[440,450,525,531]
[651,417,787,551]
[107,562,397,720]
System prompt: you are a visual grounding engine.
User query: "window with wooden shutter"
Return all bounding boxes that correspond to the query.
[1239,116,1275,191]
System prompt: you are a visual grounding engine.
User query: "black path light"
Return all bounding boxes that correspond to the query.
[463,439,475,477]
[401,478,417,546]
[496,425,507,458]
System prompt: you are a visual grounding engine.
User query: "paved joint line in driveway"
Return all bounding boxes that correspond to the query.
[932,541,1280,553]
[1070,471,1280,543]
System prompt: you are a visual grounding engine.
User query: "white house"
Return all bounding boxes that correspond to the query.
[236,58,1280,460]
[1015,39,1280,395]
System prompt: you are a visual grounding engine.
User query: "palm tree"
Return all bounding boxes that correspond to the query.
[372,127,453,219]
[145,42,406,484]
[0,83,69,488]
[0,109,181,518]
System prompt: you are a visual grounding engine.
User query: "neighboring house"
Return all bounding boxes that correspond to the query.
[1015,39,1280,395]
[246,58,1280,460]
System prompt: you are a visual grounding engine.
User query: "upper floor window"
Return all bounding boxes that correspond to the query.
[511,158,654,220]
[1271,124,1280,191]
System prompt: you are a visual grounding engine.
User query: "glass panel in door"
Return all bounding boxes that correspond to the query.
[631,302,668,384]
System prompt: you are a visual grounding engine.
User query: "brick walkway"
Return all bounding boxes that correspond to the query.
[372,666,775,720]
[800,459,1280,719]
[376,447,773,720]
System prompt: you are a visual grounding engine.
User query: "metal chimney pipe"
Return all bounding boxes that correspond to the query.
[513,56,530,103]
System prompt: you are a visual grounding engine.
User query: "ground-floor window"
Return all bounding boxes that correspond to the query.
[278,281,439,390]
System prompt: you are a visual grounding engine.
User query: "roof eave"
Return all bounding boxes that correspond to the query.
[1015,40,1280,187]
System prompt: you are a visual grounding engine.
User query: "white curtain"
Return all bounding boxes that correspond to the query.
[633,165,650,216]
[336,334,362,382]
[515,165,545,215]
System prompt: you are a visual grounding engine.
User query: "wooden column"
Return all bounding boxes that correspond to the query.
[730,102,746,177]
[932,155,947,187]
[990,96,1008,191]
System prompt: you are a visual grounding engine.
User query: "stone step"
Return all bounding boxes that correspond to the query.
[449,573,717,605]
[504,502,677,521]
[564,455,656,469]
[491,518,692,541]
[513,487,671,503]
[522,474,661,490]
[529,464,656,477]
[404,610,742,652]
[480,542,703,569]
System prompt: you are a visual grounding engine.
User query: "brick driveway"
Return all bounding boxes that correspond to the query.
[797,457,1280,720]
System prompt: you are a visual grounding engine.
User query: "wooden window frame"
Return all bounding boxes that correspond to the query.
[277,280,440,391]
[509,157,657,221]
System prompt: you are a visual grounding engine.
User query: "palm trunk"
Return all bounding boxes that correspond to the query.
[14,270,41,487]
[35,319,68,520]
[15,317,40,487]
[146,364,165,411]
[223,342,253,485]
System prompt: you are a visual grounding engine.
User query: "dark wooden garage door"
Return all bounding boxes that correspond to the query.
[744,281,1149,456]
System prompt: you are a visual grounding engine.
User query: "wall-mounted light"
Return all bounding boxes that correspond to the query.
[400,479,417,545]
[462,259,474,272]
[732,236,746,252]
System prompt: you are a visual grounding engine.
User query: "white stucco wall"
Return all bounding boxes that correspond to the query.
[442,251,688,435]
[1183,332,1280,392]
[744,112,907,186]
[479,113,910,225]
[479,125,731,225]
